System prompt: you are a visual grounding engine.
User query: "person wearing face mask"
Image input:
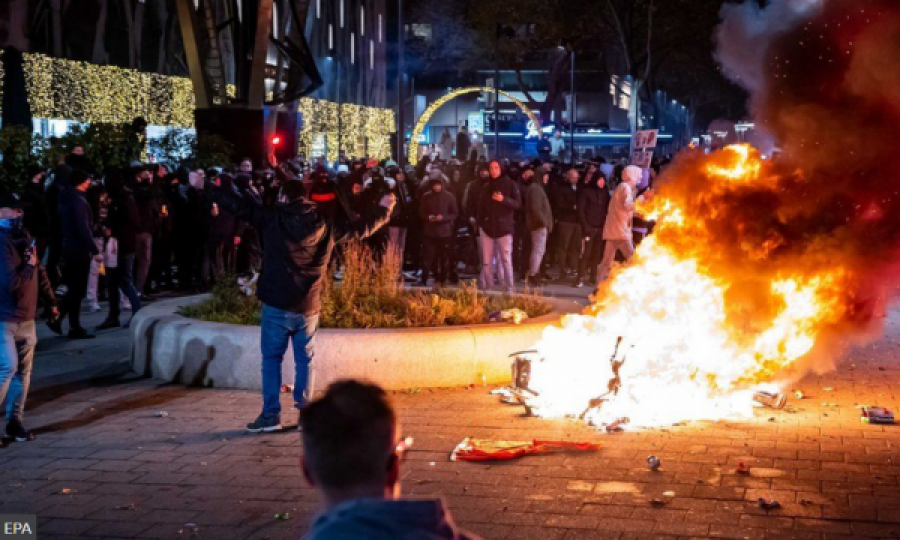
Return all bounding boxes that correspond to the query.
[385,170,411,259]
[210,180,396,433]
[418,178,458,287]
[475,160,521,294]
[0,193,59,446]
[577,171,611,287]
[133,166,160,299]
[50,170,100,339]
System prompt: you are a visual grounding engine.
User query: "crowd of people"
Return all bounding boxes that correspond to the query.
[11,143,662,339]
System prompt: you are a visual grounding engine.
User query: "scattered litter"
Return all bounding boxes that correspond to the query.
[58,488,76,495]
[650,498,667,507]
[753,391,787,410]
[736,462,750,475]
[406,387,421,395]
[280,384,293,394]
[823,387,834,392]
[153,411,169,418]
[794,390,805,399]
[758,498,781,510]
[647,455,661,471]
[116,503,137,511]
[429,462,436,467]
[274,513,290,521]
[605,417,630,433]
[450,437,601,462]
[860,406,895,425]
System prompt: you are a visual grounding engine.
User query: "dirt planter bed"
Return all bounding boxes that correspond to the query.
[130,294,580,392]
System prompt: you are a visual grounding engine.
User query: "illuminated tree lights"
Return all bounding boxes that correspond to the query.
[0,53,395,159]
[297,97,395,161]
[408,87,541,165]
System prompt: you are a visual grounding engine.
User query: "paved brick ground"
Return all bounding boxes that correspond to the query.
[4,304,900,539]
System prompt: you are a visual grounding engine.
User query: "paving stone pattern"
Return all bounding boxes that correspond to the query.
[4,310,900,539]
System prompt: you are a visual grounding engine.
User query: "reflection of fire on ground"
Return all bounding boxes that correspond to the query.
[500,0,900,430]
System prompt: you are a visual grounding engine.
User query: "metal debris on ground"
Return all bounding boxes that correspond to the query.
[647,455,661,471]
[450,437,602,462]
[274,513,290,521]
[753,391,787,409]
[860,405,895,424]
[758,498,781,510]
[153,411,169,418]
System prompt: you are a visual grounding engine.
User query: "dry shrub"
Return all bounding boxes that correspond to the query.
[183,240,552,328]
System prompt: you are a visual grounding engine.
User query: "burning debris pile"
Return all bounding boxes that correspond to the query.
[506,0,900,429]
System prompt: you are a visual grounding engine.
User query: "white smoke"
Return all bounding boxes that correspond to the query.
[715,0,824,94]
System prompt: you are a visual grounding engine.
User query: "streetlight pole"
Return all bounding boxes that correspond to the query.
[569,47,575,165]
[494,31,500,160]
[397,0,405,164]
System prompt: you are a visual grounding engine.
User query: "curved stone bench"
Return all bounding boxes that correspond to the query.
[130,294,580,392]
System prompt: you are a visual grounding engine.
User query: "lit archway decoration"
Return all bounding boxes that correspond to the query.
[408,87,542,165]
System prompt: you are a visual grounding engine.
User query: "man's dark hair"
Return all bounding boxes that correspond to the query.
[279,180,306,203]
[301,380,396,489]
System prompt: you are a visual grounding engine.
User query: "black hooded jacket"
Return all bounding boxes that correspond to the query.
[212,187,390,315]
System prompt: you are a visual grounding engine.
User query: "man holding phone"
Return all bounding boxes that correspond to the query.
[0,193,58,445]
[475,160,521,294]
[418,178,458,287]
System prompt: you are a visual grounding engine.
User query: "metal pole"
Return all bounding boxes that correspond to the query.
[494,32,500,159]
[397,0,405,164]
[569,48,575,165]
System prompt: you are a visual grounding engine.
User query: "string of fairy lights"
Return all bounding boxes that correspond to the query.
[0,52,395,160]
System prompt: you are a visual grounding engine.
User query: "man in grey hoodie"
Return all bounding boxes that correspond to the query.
[302,380,481,540]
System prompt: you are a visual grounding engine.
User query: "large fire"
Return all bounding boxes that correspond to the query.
[525,145,852,428]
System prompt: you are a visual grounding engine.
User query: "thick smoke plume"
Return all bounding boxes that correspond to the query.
[670,0,900,357]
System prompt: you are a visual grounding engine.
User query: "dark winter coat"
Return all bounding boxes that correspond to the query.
[552,183,580,224]
[134,183,161,234]
[0,229,56,322]
[524,182,554,232]
[21,181,51,240]
[212,187,390,316]
[59,187,99,256]
[107,188,141,255]
[577,184,612,236]
[475,176,522,238]
[419,188,459,239]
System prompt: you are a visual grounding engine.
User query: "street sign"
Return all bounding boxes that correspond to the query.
[633,129,659,150]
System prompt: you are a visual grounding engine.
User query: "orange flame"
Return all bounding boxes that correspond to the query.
[527,145,850,428]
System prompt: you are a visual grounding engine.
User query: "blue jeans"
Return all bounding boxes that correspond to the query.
[261,304,319,419]
[0,321,37,423]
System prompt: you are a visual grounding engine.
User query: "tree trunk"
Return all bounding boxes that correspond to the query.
[50,0,64,57]
[92,0,109,64]
[629,77,643,135]
[7,0,30,50]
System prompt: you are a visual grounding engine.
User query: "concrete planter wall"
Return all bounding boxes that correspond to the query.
[130,295,580,392]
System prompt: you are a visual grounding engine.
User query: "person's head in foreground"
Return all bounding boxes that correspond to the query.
[300,380,482,540]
